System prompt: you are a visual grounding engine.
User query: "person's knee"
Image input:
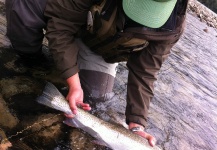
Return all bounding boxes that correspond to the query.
[79,70,115,103]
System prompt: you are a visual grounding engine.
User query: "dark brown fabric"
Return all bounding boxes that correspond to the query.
[125,1,188,127]
[6,0,47,54]
[44,0,93,79]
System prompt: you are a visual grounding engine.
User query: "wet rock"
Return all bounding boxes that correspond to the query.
[69,129,108,150]
[0,77,43,99]
[203,28,208,33]
[197,0,217,13]
[9,140,31,150]
[19,114,65,149]
[0,130,6,143]
[69,129,93,150]
[188,0,217,29]
[0,95,19,129]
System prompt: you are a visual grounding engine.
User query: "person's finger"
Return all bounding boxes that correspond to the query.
[76,102,91,111]
[150,138,156,147]
[144,133,156,147]
[82,106,91,111]
[76,102,89,107]
[135,131,156,146]
[68,98,77,115]
[78,103,87,107]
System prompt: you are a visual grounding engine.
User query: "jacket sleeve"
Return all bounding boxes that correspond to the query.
[125,11,187,127]
[44,0,92,79]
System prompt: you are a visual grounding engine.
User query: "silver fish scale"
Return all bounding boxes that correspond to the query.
[74,108,161,150]
[51,96,73,115]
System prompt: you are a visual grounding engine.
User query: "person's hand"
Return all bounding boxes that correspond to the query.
[66,73,91,117]
[129,122,156,147]
[66,86,91,115]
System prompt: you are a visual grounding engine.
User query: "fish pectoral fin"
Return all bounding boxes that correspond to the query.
[63,118,84,128]
[63,118,111,148]
[91,140,108,147]
[82,127,111,148]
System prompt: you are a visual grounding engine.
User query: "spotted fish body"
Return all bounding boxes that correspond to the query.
[37,82,161,150]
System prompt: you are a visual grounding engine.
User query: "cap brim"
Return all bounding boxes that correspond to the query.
[123,0,177,28]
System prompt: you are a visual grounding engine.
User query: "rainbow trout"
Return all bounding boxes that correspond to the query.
[37,82,161,150]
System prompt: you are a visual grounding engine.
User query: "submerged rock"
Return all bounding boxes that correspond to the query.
[0,95,19,129]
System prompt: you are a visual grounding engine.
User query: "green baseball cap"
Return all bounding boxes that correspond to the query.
[123,0,177,28]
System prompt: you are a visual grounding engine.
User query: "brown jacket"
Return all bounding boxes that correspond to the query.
[44,0,188,127]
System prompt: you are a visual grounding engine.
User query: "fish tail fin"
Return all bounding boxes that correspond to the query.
[36,82,65,106]
[43,82,64,98]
